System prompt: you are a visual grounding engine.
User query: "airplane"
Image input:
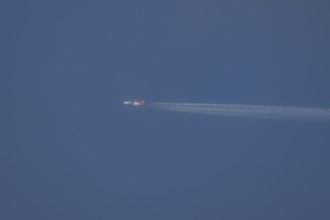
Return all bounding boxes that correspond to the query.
[123,99,145,106]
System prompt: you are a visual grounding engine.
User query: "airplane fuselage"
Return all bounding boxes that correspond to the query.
[123,100,145,106]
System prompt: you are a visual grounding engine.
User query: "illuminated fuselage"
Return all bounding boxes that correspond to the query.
[123,100,145,106]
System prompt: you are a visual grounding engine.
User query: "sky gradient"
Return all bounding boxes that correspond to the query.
[2,1,330,219]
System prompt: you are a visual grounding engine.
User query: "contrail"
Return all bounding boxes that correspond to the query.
[149,102,330,122]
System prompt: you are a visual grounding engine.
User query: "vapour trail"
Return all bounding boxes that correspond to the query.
[149,103,330,122]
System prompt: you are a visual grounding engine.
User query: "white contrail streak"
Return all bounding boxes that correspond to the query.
[149,103,330,122]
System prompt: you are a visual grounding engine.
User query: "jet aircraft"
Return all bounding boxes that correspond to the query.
[123,99,145,106]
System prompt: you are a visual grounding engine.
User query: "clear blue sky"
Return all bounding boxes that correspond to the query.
[1,1,330,219]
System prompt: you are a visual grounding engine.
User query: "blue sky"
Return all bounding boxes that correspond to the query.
[1,1,330,219]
